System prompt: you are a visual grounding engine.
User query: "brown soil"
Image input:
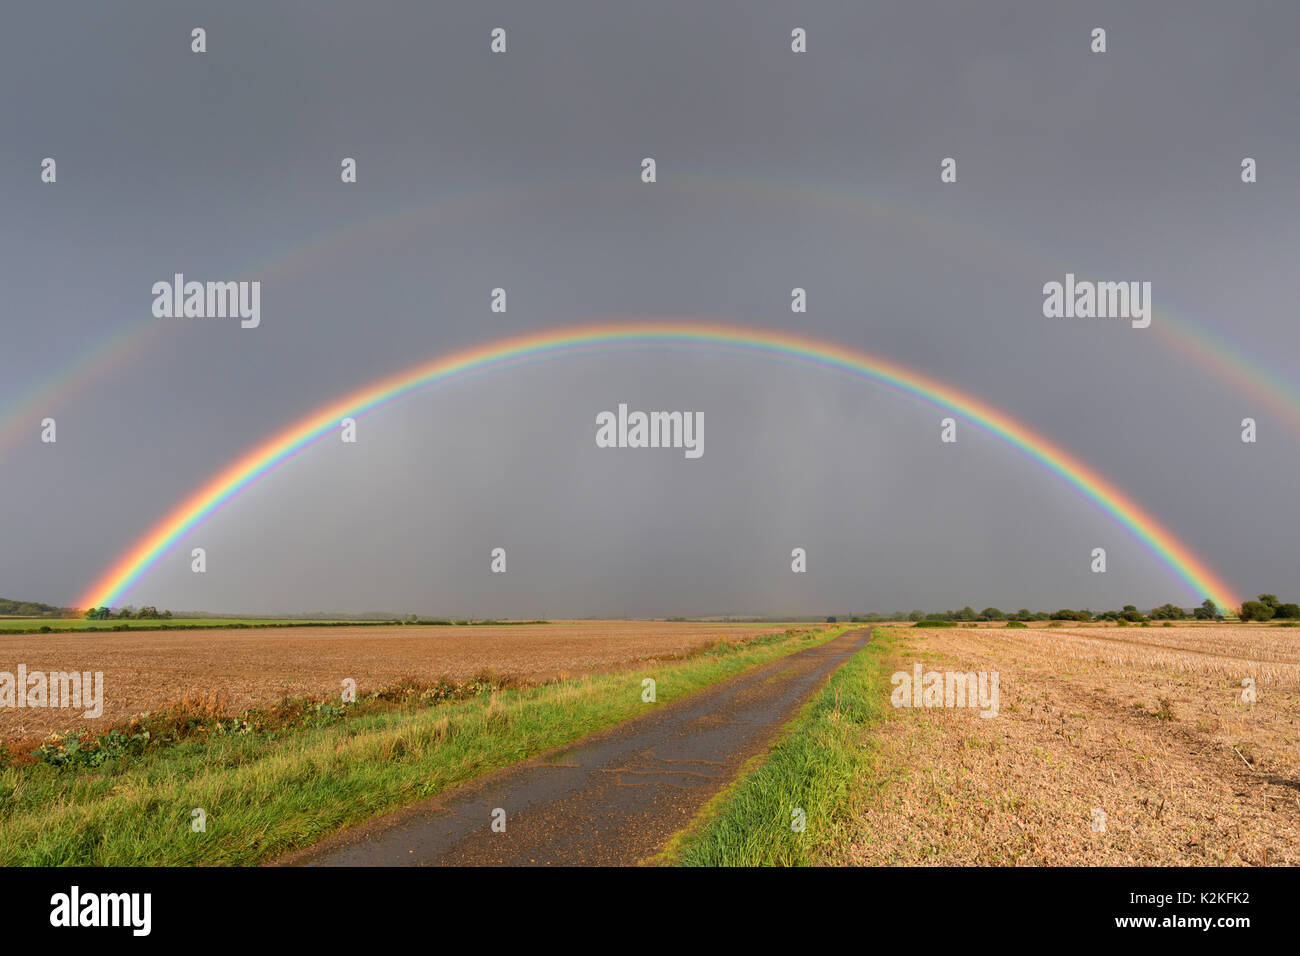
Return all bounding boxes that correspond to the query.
[832,625,1300,866]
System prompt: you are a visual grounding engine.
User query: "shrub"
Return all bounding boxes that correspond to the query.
[1240,600,1275,622]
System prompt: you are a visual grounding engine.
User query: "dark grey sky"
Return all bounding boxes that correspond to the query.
[2,1,1296,616]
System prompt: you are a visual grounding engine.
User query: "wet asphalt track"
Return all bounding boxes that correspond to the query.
[283,627,871,866]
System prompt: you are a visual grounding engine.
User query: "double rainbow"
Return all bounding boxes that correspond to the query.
[78,320,1242,612]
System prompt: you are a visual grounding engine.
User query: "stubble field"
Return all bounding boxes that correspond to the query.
[0,620,794,744]
[835,623,1300,865]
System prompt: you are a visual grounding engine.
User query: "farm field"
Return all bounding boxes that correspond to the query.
[832,624,1300,866]
[0,617,358,634]
[0,619,797,744]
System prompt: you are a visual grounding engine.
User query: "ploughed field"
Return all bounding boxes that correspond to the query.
[0,620,793,744]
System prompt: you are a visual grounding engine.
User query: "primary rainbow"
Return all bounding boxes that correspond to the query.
[78,319,1242,611]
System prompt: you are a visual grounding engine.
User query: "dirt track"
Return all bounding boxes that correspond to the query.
[281,628,871,866]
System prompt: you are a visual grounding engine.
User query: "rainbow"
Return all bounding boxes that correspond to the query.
[7,173,1300,459]
[78,319,1242,612]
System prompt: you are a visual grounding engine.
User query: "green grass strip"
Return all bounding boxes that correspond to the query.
[0,626,842,866]
[665,627,896,866]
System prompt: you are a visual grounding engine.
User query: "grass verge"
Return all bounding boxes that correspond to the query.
[660,626,897,866]
[0,625,841,865]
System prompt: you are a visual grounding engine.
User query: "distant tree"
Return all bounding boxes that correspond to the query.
[826,616,838,624]
[1257,594,1281,610]
[1119,605,1145,623]
[1240,600,1275,622]
[1050,609,1093,622]
[980,607,1005,621]
[1277,603,1300,620]
[1194,598,1220,620]
[1149,603,1187,621]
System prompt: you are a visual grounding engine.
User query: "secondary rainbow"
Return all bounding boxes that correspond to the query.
[78,320,1242,611]
[9,173,1300,460]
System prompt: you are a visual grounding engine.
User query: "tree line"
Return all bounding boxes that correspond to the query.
[83,606,173,620]
[849,594,1299,624]
[0,597,69,617]
[0,597,176,621]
